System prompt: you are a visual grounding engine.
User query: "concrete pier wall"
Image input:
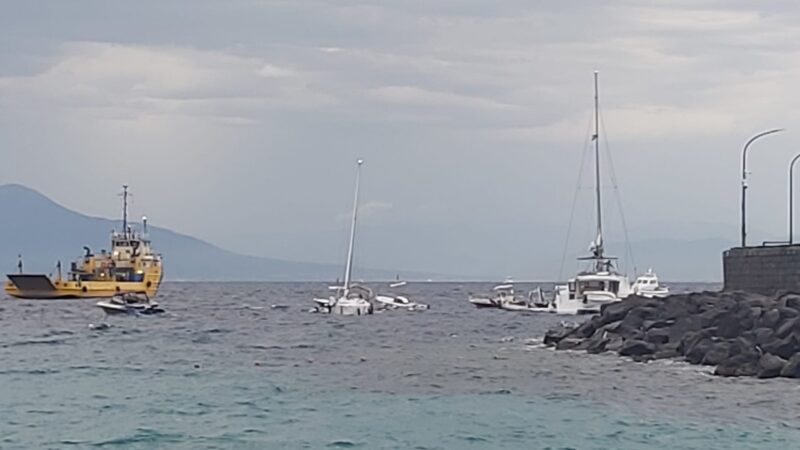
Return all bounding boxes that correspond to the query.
[723,245,800,294]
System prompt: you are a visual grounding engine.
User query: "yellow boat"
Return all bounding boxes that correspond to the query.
[5,186,163,299]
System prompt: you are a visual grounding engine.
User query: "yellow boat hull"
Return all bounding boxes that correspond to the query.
[5,272,162,299]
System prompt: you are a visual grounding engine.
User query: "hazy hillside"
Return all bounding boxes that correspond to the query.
[0,184,735,282]
[0,184,436,281]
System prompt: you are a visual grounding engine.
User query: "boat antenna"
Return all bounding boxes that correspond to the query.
[121,185,129,238]
[592,70,605,268]
[343,159,363,292]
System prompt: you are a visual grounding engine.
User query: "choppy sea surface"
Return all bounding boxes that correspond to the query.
[2,282,800,449]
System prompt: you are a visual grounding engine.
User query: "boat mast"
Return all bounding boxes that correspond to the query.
[343,160,363,292]
[122,185,129,238]
[592,70,604,264]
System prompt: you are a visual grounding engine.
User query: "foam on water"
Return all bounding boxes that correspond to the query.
[1,282,799,449]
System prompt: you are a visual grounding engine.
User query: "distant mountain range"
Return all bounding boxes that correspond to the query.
[0,184,739,282]
[0,184,439,281]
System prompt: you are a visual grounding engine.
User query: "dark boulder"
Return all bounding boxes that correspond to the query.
[619,339,656,357]
[668,316,704,343]
[717,307,757,339]
[544,324,575,346]
[759,309,781,329]
[605,335,624,353]
[729,336,759,357]
[586,336,610,354]
[616,313,646,337]
[601,320,623,334]
[555,338,582,350]
[748,327,775,346]
[762,335,799,359]
[678,329,713,356]
[660,296,696,319]
[653,343,680,360]
[756,354,787,379]
[700,341,731,366]
[573,316,602,339]
[777,307,800,320]
[685,337,714,365]
[780,354,800,378]
[714,353,759,377]
[600,298,655,324]
[778,293,800,311]
[644,327,670,345]
[775,317,800,339]
[698,308,728,328]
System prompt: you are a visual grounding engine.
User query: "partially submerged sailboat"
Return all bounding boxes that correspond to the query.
[5,186,163,299]
[312,160,375,316]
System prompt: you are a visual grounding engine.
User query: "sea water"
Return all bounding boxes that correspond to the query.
[1,282,799,449]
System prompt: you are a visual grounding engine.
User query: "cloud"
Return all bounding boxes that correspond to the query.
[0,41,335,123]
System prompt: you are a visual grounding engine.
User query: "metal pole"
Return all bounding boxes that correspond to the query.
[790,153,800,244]
[343,159,363,292]
[592,70,604,269]
[741,128,784,247]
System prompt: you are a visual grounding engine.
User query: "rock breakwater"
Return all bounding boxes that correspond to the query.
[544,291,800,378]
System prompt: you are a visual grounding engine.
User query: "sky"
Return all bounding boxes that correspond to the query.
[2,0,800,280]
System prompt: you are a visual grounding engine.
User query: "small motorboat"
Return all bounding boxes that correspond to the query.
[498,287,554,312]
[96,292,165,315]
[631,268,669,298]
[468,283,514,308]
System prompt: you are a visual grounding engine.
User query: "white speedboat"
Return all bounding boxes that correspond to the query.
[375,281,429,311]
[631,268,669,298]
[544,72,665,315]
[311,160,375,316]
[468,283,514,308]
[96,292,164,315]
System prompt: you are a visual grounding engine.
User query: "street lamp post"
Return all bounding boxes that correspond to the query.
[790,153,800,244]
[741,128,784,247]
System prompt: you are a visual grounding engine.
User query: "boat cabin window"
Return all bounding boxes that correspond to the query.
[579,280,618,293]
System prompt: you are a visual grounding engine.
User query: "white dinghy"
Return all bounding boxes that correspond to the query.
[375,281,429,311]
[468,283,515,308]
[312,160,375,316]
[96,292,165,315]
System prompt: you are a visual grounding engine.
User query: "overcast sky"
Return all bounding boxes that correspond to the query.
[2,1,800,279]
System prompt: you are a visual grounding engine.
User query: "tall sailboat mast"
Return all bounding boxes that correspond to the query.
[592,71,604,261]
[343,159,364,292]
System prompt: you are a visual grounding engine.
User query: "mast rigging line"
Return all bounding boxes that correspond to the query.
[599,111,637,276]
[557,117,594,281]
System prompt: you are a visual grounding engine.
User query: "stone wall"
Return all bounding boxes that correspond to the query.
[723,245,800,294]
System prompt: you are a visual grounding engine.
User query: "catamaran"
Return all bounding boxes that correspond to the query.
[313,160,375,316]
[531,72,669,314]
